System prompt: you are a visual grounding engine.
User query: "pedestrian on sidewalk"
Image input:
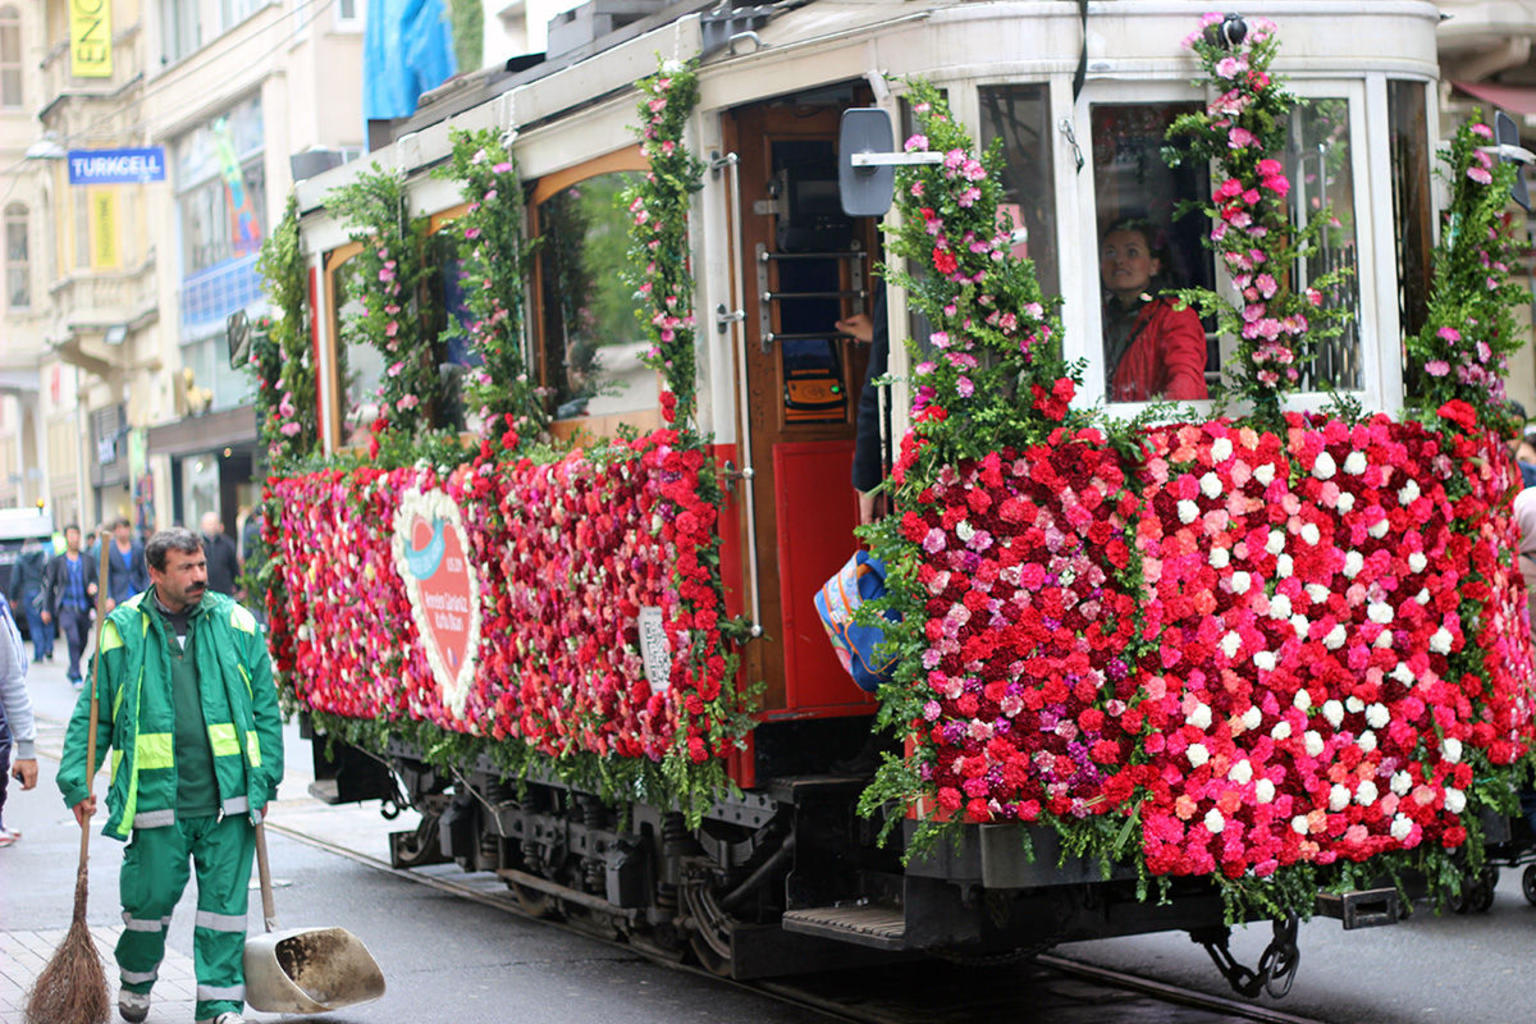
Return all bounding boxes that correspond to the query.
[103,517,149,612]
[0,590,39,848]
[199,511,242,598]
[56,527,283,1024]
[9,537,54,661]
[40,524,99,688]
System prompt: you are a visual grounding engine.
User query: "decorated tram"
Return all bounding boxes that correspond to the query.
[253,0,1536,994]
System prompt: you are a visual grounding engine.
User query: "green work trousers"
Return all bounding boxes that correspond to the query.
[116,814,255,1021]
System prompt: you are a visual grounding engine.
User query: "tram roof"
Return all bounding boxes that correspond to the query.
[295,0,1440,217]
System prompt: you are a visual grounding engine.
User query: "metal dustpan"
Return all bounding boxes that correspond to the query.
[244,823,386,1013]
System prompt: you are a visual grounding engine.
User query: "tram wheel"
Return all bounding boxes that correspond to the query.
[1470,868,1498,913]
[511,881,559,919]
[682,881,736,978]
[1523,865,1536,906]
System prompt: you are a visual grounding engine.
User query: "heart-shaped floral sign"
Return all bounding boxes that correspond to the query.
[392,488,481,717]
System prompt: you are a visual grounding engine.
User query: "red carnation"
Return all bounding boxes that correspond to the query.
[932,245,958,275]
[1437,399,1478,432]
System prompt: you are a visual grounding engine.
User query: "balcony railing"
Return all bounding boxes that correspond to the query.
[39,23,144,120]
[49,254,158,331]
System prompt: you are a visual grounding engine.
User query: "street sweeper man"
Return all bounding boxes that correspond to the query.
[57,526,283,1024]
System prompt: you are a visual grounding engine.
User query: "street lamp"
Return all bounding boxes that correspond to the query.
[24,134,67,161]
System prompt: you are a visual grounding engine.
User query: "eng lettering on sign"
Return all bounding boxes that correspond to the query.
[69,0,112,79]
[67,148,167,186]
[638,606,673,692]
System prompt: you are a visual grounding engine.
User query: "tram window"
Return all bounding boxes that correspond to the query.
[1389,81,1433,342]
[1090,102,1216,402]
[1282,98,1360,392]
[426,229,481,431]
[535,170,660,432]
[329,253,387,448]
[980,84,1058,297]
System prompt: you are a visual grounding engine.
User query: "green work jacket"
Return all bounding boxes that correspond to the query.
[56,588,284,840]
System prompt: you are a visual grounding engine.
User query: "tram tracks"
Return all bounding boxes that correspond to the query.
[266,819,1330,1024]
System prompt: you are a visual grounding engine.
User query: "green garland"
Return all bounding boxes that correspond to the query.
[438,128,547,440]
[327,164,445,455]
[253,193,320,468]
[1405,110,1529,428]
[1164,16,1352,432]
[622,57,706,426]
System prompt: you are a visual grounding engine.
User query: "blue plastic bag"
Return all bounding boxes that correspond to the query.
[815,551,899,692]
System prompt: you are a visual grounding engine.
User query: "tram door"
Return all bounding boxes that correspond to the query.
[727,98,877,718]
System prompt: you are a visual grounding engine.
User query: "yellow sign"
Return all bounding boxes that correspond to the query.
[88,187,119,269]
[70,0,112,79]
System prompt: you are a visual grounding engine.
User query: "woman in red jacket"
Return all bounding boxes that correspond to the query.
[1099,219,1209,402]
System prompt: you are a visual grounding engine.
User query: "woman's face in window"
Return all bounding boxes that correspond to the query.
[1100,228,1161,302]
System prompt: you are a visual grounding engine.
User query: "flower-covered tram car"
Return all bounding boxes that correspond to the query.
[265,0,1536,994]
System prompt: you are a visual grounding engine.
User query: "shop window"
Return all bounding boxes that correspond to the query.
[175,98,266,275]
[979,83,1058,298]
[5,202,28,309]
[1283,98,1360,392]
[1389,80,1433,343]
[534,164,659,438]
[160,0,200,63]
[0,6,21,109]
[1090,102,1215,403]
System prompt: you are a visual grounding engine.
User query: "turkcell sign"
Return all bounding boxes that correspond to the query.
[67,148,166,185]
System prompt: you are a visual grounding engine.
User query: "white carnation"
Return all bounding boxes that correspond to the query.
[1398,479,1421,505]
[1343,550,1364,578]
[1200,471,1222,499]
[956,520,975,542]
[1210,546,1231,569]
[1211,437,1233,463]
[1345,696,1365,713]
[1390,771,1413,796]
[1293,689,1312,712]
[1270,593,1293,619]
[1255,778,1275,803]
[1266,530,1286,556]
[1407,551,1427,573]
[1324,624,1347,650]
[1254,650,1277,671]
[1313,451,1337,479]
[1291,614,1310,639]
[1343,451,1367,475]
[1442,737,1463,764]
[1329,783,1351,811]
[1254,463,1277,486]
[1415,588,1430,605]
[1204,808,1226,834]
[1219,631,1241,659]
[1367,602,1394,625]
[1306,583,1330,603]
[1271,720,1293,740]
[1336,491,1356,513]
[1444,787,1466,815]
[1429,627,1453,654]
[1231,571,1252,594]
[1390,814,1413,841]
[1366,703,1389,729]
[1300,522,1321,546]
[1391,662,1414,685]
[1178,499,1200,525]
[1322,699,1345,728]
[1187,742,1210,767]
[1276,553,1294,578]
[1241,706,1263,731]
[1356,780,1379,806]
[1374,630,1395,648]
[1188,702,1214,730]
[1358,729,1377,753]
[1292,814,1312,835]
[1229,759,1254,785]
[1368,517,1389,539]
[1304,730,1325,757]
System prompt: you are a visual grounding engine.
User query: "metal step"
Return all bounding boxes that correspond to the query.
[780,903,906,950]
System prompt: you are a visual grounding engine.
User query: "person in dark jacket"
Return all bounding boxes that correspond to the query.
[8,538,52,661]
[40,524,99,687]
[104,517,148,610]
[199,511,242,597]
[837,285,888,526]
[1100,218,1208,403]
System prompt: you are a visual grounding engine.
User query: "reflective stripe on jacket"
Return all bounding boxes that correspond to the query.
[56,589,283,840]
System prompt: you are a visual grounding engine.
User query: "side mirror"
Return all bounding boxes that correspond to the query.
[1494,110,1531,211]
[836,107,945,217]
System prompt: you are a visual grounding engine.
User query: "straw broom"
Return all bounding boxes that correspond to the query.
[26,533,116,1024]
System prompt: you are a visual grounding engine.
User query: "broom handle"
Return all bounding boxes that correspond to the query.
[79,531,112,867]
[254,822,277,932]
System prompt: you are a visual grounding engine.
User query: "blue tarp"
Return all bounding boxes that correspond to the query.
[364,0,458,121]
